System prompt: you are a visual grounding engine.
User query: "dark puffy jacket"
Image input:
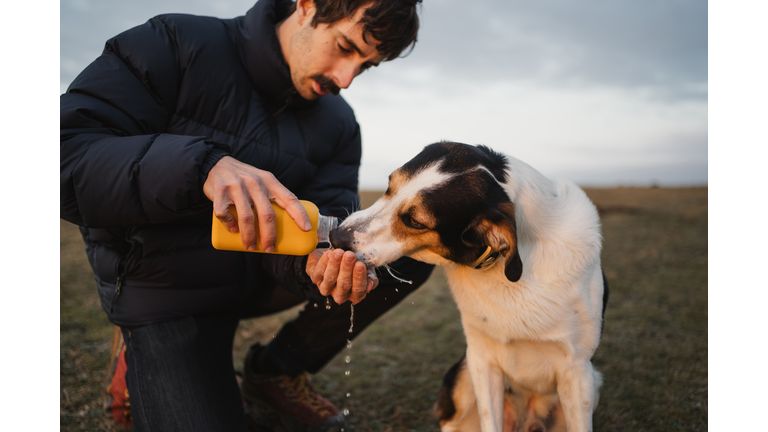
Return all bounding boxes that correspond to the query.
[60,0,361,326]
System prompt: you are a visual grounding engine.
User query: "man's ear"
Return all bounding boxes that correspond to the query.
[295,0,316,26]
[467,202,523,282]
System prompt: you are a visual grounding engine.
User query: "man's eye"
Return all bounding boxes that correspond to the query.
[338,44,352,54]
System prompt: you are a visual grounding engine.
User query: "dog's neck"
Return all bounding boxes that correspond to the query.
[496,156,602,282]
[502,157,561,245]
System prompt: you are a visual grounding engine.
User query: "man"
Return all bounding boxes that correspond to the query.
[60,0,432,431]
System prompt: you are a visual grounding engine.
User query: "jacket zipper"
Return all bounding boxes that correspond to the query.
[272,90,296,118]
[109,275,123,314]
[109,254,127,314]
[109,231,135,314]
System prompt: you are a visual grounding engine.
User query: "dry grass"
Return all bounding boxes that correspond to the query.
[60,187,707,431]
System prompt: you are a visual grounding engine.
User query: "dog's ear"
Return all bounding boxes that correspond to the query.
[464,202,523,282]
[495,202,523,282]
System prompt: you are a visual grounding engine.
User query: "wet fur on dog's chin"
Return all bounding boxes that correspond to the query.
[333,142,605,432]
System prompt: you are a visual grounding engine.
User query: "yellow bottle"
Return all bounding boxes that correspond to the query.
[211,200,338,255]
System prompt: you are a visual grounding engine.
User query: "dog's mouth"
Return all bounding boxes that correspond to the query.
[328,229,393,272]
[349,250,382,269]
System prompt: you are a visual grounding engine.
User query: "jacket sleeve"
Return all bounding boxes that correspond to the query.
[261,107,363,302]
[60,16,229,228]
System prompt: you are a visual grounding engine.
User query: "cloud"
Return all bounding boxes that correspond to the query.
[410,0,707,101]
[60,0,708,187]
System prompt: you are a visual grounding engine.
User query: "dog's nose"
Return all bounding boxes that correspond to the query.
[329,226,353,250]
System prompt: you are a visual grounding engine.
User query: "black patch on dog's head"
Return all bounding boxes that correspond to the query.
[433,353,467,422]
[400,141,509,183]
[403,143,517,271]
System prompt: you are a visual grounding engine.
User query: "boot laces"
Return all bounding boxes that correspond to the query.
[278,373,334,416]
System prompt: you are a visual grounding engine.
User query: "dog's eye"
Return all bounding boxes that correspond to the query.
[401,214,427,230]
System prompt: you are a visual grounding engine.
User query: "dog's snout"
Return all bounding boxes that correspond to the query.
[329,226,354,250]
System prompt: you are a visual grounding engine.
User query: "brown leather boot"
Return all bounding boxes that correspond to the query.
[241,344,345,432]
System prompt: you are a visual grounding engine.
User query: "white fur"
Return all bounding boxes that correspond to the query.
[340,152,604,432]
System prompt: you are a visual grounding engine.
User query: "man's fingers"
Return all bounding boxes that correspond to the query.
[367,267,379,293]
[251,191,277,253]
[308,250,327,287]
[312,250,332,293]
[213,203,238,234]
[350,261,369,304]
[204,157,302,252]
[272,191,311,232]
[309,249,371,305]
[306,250,323,278]
[321,249,344,298]
[260,170,310,232]
[334,251,356,301]
[228,189,259,250]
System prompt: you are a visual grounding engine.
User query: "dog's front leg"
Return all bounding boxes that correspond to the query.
[465,334,505,432]
[556,360,596,432]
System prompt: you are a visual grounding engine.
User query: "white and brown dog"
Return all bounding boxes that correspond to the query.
[330,142,608,432]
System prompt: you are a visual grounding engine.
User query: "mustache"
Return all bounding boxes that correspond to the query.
[312,74,340,95]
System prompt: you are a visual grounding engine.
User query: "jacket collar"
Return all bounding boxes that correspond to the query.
[236,0,312,110]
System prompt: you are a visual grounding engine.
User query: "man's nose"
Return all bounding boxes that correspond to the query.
[333,61,360,90]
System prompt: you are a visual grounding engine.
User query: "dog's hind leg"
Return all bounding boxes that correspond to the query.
[435,355,522,432]
[435,355,480,432]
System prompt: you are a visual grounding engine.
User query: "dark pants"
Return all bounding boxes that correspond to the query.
[122,316,247,432]
[121,258,434,432]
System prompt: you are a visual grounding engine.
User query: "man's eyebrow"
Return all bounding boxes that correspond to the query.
[341,34,381,66]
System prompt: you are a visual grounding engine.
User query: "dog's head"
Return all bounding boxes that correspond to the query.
[332,141,523,282]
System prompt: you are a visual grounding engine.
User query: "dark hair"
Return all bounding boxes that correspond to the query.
[290,0,422,61]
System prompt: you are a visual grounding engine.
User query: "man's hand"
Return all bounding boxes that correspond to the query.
[306,249,378,305]
[203,156,311,252]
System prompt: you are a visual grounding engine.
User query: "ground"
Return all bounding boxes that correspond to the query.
[60,187,708,431]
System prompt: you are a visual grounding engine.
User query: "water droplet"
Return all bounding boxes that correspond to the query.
[386,266,413,284]
[411,302,414,305]
[346,339,352,349]
[343,408,350,416]
[345,356,351,363]
[345,370,350,376]
[272,334,275,338]
[314,303,318,308]
[348,303,354,333]
[395,288,399,292]
[346,392,351,397]
[325,297,331,310]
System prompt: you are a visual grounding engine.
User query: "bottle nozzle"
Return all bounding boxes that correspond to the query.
[316,215,338,248]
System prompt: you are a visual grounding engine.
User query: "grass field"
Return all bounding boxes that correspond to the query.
[60,187,708,431]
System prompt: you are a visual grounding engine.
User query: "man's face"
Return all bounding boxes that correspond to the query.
[287,3,385,100]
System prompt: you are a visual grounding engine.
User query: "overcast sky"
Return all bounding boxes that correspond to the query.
[60,0,708,188]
